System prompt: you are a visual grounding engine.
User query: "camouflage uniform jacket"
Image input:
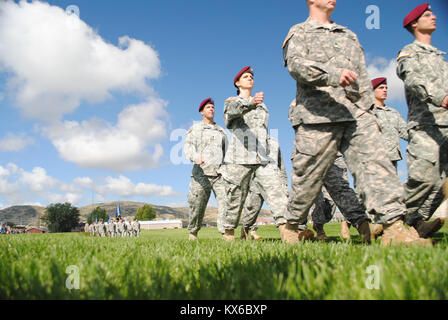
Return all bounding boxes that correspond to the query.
[396,40,448,129]
[283,18,374,126]
[371,104,409,161]
[184,121,227,177]
[249,136,288,194]
[223,96,270,164]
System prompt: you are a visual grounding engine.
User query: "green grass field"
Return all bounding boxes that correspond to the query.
[1,223,448,300]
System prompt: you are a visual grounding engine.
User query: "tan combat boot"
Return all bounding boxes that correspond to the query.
[381,219,432,246]
[240,226,250,240]
[356,221,384,243]
[188,231,198,241]
[312,223,329,241]
[298,228,315,241]
[340,221,351,239]
[413,218,445,238]
[223,229,235,242]
[250,230,263,240]
[279,222,299,244]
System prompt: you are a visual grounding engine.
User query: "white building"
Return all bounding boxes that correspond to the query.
[140,219,183,230]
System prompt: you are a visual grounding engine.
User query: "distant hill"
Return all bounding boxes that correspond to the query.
[0,201,272,227]
[0,205,45,226]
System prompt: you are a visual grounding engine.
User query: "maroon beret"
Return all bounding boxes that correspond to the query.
[403,3,430,28]
[199,98,214,112]
[372,77,387,89]
[234,66,253,88]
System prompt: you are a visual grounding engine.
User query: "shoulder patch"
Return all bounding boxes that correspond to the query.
[397,50,411,60]
[282,33,294,49]
[225,97,237,102]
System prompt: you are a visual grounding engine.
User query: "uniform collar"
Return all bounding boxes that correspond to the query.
[201,120,216,128]
[413,40,446,55]
[304,17,346,32]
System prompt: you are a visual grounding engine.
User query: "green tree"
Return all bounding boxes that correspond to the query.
[6,222,15,228]
[41,203,80,233]
[87,207,109,224]
[135,204,156,221]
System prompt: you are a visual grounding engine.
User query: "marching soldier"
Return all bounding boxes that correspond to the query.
[282,0,429,245]
[133,219,141,237]
[117,219,125,237]
[219,66,303,243]
[370,77,409,170]
[240,136,288,241]
[98,220,106,238]
[125,219,132,237]
[397,3,447,238]
[184,99,228,240]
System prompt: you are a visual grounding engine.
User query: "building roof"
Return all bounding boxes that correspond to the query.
[140,219,182,225]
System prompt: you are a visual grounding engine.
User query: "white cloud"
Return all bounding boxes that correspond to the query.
[0,133,34,152]
[0,163,179,208]
[367,57,405,102]
[0,1,161,122]
[43,98,168,171]
[98,175,179,198]
[19,167,58,192]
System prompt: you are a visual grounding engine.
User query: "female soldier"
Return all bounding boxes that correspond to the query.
[218,66,305,243]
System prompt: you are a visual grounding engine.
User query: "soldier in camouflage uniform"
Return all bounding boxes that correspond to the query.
[240,136,289,240]
[316,76,408,240]
[219,66,303,244]
[282,0,429,246]
[98,220,106,238]
[133,219,141,237]
[117,219,125,237]
[184,98,228,240]
[396,3,447,238]
[371,77,409,170]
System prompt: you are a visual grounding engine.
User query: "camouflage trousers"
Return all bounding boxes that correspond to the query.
[220,164,297,230]
[187,173,226,234]
[241,190,264,231]
[404,125,448,226]
[310,155,369,228]
[241,176,289,231]
[290,111,406,225]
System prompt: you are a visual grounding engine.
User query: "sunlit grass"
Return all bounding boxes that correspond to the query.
[1,222,447,299]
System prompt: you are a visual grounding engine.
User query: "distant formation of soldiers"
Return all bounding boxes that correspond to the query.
[85,218,141,238]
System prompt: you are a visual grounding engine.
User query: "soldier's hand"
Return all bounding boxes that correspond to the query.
[339,69,358,88]
[441,95,448,109]
[194,156,204,165]
[254,92,264,105]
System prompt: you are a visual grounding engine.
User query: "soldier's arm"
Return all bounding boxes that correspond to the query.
[184,128,199,163]
[221,129,229,160]
[277,149,288,188]
[352,40,375,108]
[223,97,258,127]
[395,111,409,141]
[283,28,343,87]
[397,53,447,108]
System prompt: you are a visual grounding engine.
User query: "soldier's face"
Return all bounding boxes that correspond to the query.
[311,0,336,12]
[201,104,215,120]
[414,10,437,33]
[236,72,254,90]
[374,84,387,102]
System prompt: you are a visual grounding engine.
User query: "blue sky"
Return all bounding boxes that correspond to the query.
[0,0,447,209]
